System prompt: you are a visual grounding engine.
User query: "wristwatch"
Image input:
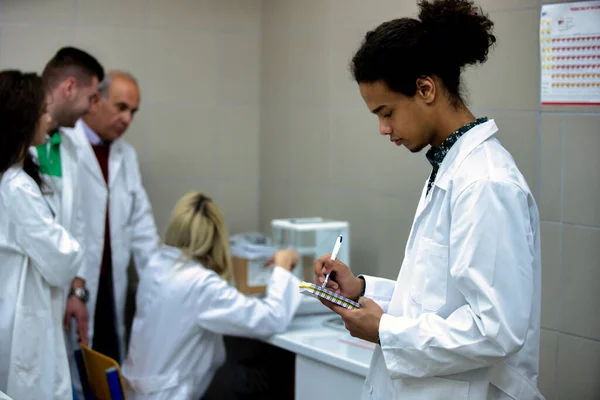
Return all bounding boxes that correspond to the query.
[69,287,89,303]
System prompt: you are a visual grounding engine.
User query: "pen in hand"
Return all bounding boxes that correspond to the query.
[322,235,343,288]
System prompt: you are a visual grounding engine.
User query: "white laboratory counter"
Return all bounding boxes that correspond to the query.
[263,312,376,399]
[266,313,375,375]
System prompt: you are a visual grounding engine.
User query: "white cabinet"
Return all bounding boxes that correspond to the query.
[295,355,365,400]
[265,315,375,400]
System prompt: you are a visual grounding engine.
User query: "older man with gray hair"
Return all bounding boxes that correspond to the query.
[63,71,159,395]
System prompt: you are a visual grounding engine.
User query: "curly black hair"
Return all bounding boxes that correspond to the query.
[351,0,496,106]
[0,70,47,188]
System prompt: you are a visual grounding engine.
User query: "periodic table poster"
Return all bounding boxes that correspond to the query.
[540,1,600,105]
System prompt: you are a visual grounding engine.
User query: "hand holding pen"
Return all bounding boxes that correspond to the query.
[314,236,365,301]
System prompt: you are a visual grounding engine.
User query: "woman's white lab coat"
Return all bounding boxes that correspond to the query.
[360,120,544,400]
[29,131,90,321]
[64,120,160,361]
[0,390,14,400]
[29,131,89,283]
[0,166,83,400]
[122,245,302,400]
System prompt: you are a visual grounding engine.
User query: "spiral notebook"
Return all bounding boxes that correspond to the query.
[298,281,361,310]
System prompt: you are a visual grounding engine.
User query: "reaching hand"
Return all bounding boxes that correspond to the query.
[265,248,300,272]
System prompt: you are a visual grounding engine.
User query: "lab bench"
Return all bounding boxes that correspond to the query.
[204,312,375,400]
[266,313,375,400]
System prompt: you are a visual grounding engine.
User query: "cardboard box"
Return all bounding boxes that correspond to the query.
[300,254,315,282]
[232,256,272,295]
[232,254,316,295]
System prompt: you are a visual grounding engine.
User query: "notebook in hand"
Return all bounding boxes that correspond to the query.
[298,281,361,310]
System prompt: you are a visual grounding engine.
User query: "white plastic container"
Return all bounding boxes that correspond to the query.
[271,217,350,282]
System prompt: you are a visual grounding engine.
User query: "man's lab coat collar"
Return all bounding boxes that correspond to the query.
[434,119,498,191]
[80,119,103,145]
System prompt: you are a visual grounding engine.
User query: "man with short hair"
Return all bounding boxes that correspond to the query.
[63,70,159,396]
[34,46,105,348]
[42,47,104,129]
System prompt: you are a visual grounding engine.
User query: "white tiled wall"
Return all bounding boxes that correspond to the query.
[259,0,600,399]
[0,0,262,235]
[538,109,600,400]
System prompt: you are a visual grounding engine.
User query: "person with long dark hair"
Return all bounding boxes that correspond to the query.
[0,70,84,400]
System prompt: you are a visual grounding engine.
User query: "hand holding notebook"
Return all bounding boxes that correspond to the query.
[302,237,384,344]
[298,281,361,310]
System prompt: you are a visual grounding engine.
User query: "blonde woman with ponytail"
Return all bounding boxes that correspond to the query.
[122,192,302,400]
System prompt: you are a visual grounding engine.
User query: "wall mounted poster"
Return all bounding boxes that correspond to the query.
[540,1,600,105]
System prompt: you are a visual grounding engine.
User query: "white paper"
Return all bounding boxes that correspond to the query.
[230,232,277,259]
[247,259,273,287]
[540,1,600,105]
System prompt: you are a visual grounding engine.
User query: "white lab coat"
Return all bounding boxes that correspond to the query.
[0,166,83,400]
[30,131,91,338]
[0,390,14,400]
[30,131,89,280]
[121,245,302,400]
[63,120,160,363]
[360,120,544,400]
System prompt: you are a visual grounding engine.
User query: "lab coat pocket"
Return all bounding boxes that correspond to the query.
[394,376,470,399]
[117,190,136,228]
[125,371,181,395]
[12,308,44,376]
[410,237,449,312]
[126,190,136,226]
